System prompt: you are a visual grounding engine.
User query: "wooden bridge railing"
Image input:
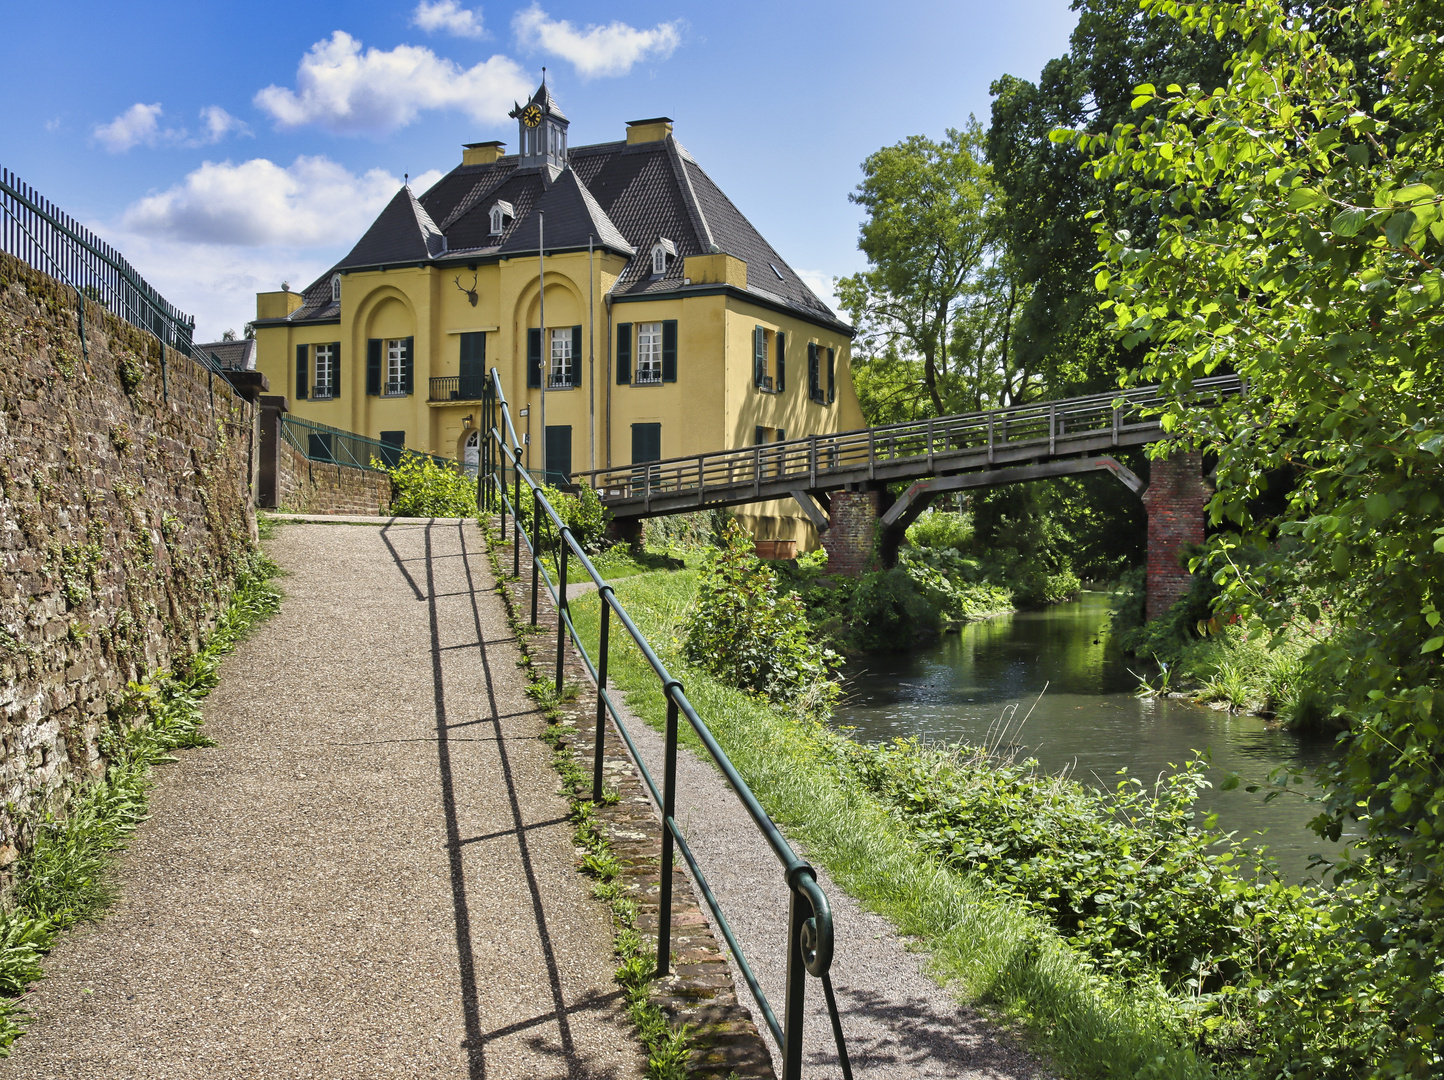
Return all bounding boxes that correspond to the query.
[571,375,1242,517]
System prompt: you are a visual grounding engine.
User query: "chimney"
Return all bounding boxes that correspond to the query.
[463,141,505,166]
[626,117,673,145]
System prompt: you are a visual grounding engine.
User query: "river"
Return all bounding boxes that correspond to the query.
[831,591,1346,883]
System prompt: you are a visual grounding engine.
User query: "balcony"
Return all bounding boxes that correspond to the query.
[428,375,487,401]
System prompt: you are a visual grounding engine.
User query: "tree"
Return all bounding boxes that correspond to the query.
[838,122,998,418]
[1075,1,1444,1070]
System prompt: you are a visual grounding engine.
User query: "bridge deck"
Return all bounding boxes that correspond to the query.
[571,376,1239,519]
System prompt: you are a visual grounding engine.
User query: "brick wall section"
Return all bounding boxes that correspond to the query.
[485,515,775,1079]
[1140,450,1211,621]
[0,252,256,878]
[821,490,879,577]
[274,435,391,516]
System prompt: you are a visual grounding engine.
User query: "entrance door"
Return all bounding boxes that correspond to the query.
[544,425,572,486]
[463,429,480,476]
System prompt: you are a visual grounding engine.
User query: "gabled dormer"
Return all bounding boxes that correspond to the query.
[508,78,569,179]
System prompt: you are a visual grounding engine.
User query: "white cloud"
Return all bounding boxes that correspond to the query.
[93,103,168,152]
[412,0,485,38]
[120,154,441,247]
[512,5,680,78]
[102,156,443,339]
[254,30,529,134]
[197,106,250,144]
[797,269,850,324]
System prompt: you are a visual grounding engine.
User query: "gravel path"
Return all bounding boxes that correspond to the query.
[598,649,1046,1078]
[1,520,641,1080]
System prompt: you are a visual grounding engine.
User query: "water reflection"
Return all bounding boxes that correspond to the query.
[832,592,1345,883]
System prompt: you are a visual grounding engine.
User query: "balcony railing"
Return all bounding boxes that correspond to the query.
[311,385,335,400]
[429,375,488,401]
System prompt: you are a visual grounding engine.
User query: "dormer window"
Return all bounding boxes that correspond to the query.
[490,200,515,236]
[651,238,676,276]
[330,274,341,303]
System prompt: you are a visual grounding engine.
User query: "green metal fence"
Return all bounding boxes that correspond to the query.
[279,414,452,472]
[0,164,225,377]
[478,370,852,1079]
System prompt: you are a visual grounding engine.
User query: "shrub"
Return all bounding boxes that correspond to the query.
[844,737,1322,1059]
[683,520,839,717]
[517,484,612,555]
[845,567,941,652]
[376,451,476,517]
[905,509,973,551]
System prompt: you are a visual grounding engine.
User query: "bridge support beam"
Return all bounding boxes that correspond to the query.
[822,490,881,577]
[1140,451,1211,621]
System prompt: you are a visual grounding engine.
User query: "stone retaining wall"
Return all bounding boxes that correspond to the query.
[0,252,256,878]
[256,398,393,516]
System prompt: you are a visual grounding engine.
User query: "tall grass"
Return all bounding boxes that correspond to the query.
[0,550,281,1051]
[566,569,1214,1080]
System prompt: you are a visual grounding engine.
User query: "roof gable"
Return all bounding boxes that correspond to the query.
[336,186,446,270]
[498,167,633,257]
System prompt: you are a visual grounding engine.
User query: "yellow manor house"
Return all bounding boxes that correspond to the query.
[251,80,862,544]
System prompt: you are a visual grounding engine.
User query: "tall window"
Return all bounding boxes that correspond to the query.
[385,339,405,396]
[636,322,663,384]
[313,343,335,399]
[548,327,572,388]
[330,275,341,303]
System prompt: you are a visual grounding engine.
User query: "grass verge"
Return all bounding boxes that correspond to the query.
[0,549,282,1053]
[565,565,1216,1080]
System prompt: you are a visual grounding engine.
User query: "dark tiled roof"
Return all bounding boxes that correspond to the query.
[335,186,445,270]
[499,167,633,256]
[288,124,848,333]
[195,338,256,371]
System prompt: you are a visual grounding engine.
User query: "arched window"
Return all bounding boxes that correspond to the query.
[650,238,675,276]
[330,274,341,303]
[490,200,514,236]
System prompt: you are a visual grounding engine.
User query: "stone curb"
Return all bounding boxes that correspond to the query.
[480,516,776,1080]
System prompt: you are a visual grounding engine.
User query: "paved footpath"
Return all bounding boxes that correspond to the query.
[1,520,643,1080]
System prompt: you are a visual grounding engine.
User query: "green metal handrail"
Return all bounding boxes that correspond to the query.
[279,414,452,472]
[478,369,852,1079]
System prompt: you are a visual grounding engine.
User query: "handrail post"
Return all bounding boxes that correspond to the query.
[513,463,522,578]
[1049,402,1057,456]
[657,693,679,977]
[593,596,610,802]
[531,488,541,626]
[782,885,809,1080]
[555,533,568,694]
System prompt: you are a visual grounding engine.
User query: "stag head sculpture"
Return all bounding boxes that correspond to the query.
[454,273,479,307]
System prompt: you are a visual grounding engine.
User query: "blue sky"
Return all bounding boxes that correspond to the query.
[1,1,1078,340]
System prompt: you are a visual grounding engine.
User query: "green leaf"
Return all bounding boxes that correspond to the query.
[1331,207,1370,237]
[1422,636,1444,653]
[1384,210,1418,247]
[1288,187,1329,211]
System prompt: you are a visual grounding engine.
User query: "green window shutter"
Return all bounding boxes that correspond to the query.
[631,422,661,464]
[776,428,786,441]
[776,332,786,391]
[295,344,308,400]
[616,322,632,384]
[662,320,677,383]
[331,342,342,397]
[827,347,836,403]
[571,325,583,388]
[401,337,414,395]
[754,326,765,387]
[366,339,381,395]
[755,425,766,445]
[527,328,542,388]
[808,342,820,402]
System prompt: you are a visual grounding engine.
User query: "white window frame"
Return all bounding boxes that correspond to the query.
[548,328,572,388]
[313,343,335,399]
[635,323,663,385]
[490,206,503,234]
[384,339,405,396]
[330,275,341,303]
[651,246,667,275]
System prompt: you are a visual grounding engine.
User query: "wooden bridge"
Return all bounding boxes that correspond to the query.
[572,375,1239,530]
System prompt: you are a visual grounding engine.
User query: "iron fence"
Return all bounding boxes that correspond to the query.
[478,370,852,1079]
[279,415,452,472]
[428,375,489,402]
[0,165,224,376]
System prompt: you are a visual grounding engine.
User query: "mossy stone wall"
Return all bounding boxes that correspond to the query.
[0,252,257,875]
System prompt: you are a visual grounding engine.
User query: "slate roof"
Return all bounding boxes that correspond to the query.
[280,125,849,333]
[195,338,255,371]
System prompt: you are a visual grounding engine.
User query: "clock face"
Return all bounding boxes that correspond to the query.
[521,104,542,128]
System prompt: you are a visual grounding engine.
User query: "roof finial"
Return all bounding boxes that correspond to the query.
[541,66,546,86]
[404,172,409,187]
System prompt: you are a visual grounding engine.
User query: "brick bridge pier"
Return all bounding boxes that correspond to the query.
[821,451,1210,622]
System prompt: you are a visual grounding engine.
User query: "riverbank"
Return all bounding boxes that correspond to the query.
[567,562,1219,1079]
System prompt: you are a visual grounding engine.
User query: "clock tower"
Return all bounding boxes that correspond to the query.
[509,75,569,179]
